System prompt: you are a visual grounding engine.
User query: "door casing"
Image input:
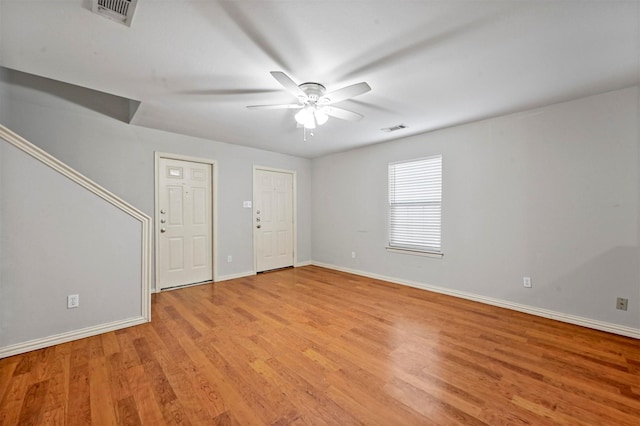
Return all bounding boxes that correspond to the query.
[155,152,217,292]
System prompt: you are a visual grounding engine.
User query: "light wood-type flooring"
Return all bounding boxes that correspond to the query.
[1,266,639,425]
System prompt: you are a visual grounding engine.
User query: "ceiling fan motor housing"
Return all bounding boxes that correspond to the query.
[299,82,326,103]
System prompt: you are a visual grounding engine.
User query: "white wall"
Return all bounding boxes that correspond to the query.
[0,72,312,287]
[0,139,145,349]
[312,86,640,331]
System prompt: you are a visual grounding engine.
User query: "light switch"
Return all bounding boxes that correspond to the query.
[243,201,252,208]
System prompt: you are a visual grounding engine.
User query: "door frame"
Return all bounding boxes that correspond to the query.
[253,165,297,273]
[154,152,218,292]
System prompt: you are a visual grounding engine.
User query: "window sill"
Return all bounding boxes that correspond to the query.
[385,247,444,258]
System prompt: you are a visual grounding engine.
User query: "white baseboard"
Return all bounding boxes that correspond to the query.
[216,262,311,281]
[0,316,150,359]
[311,262,640,339]
[216,271,256,282]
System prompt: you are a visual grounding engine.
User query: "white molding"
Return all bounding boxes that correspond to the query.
[155,152,218,289]
[312,261,640,340]
[0,124,152,324]
[253,166,297,273]
[386,247,444,258]
[216,271,256,282]
[0,317,148,359]
[157,281,214,292]
[217,265,313,282]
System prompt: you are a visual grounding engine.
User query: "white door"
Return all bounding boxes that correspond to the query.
[254,169,294,272]
[158,158,212,289]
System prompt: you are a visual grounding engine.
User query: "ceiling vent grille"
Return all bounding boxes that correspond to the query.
[92,0,138,26]
[381,124,408,133]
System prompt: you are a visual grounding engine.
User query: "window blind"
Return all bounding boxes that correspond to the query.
[388,155,442,253]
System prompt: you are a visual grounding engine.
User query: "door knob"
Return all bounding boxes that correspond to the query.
[256,225,261,229]
[160,228,166,233]
[160,209,166,214]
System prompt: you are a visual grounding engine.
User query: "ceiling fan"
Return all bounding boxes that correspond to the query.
[247,71,371,130]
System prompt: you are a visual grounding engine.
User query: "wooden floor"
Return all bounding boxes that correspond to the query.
[1,266,639,425]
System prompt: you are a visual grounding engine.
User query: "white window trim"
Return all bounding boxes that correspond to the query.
[385,247,443,258]
[388,155,443,257]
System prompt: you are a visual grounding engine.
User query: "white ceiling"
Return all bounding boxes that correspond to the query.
[1,1,638,158]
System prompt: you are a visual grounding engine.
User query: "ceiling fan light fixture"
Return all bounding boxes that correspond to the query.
[295,106,328,129]
[295,107,313,127]
[314,108,329,125]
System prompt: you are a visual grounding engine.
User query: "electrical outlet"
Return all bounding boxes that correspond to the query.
[227,255,233,263]
[616,297,628,311]
[351,251,356,259]
[67,294,79,309]
[523,277,532,288]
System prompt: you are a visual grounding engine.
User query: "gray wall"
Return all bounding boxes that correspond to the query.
[312,86,640,329]
[0,72,312,287]
[0,141,143,348]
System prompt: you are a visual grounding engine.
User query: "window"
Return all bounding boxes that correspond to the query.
[388,155,442,255]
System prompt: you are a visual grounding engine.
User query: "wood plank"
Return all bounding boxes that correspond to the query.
[88,356,117,425]
[66,356,91,425]
[127,365,165,425]
[0,372,31,426]
[17,379,50,426]
[0,356,19,402]
[115,395,143,426]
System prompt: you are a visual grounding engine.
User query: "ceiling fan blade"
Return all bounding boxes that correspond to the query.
[218,2,294,71]
[322,106,364,121]
[246,103,303,110]
[270,71,307,100]
[320,82,371,105]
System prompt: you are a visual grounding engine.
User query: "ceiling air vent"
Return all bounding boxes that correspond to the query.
[92,0,138,27]
[381,124,408,133]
